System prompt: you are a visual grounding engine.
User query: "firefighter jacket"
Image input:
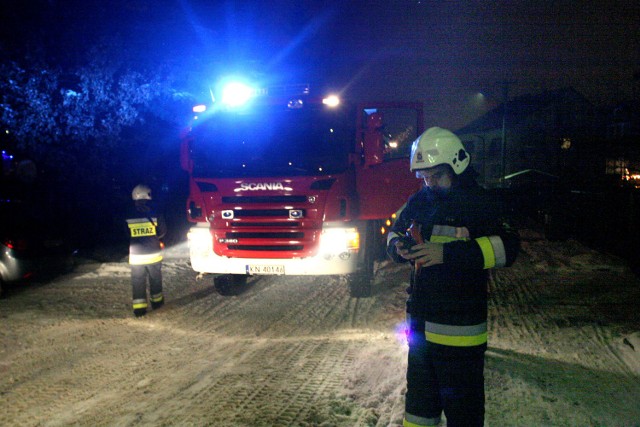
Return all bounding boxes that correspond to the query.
[387,173,519,347]
[126,200,167,265]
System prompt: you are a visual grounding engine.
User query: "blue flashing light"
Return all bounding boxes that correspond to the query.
[221,82,255,107]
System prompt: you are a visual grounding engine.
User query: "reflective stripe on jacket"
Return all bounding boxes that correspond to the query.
[424,320,487,347]
[387,177,519,337]
[126,202,165,265]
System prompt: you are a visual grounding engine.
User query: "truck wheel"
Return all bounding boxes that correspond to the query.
[213,274,248,296]
[348,272,373,298]
[348,220,380,298]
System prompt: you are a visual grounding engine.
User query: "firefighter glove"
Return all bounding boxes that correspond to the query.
[405,242,444,268]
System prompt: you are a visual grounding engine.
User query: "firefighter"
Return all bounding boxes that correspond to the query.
[386,127,519,427]
[126,184,167,317]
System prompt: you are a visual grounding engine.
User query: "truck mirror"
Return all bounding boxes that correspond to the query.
[363,112,385,168]
[180,139,193,172]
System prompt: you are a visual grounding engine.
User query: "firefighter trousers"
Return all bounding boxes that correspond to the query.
[131,262,163,310]
[405,322,486,427]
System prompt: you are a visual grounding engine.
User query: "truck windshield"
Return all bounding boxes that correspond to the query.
[190,106,354,178]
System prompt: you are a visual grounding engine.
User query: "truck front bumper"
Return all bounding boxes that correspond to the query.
[187,224,360,275]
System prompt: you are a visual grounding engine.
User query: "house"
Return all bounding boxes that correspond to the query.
[455,87,595,189]
[602,100,640,183]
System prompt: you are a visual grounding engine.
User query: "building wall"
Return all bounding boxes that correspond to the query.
[458,89,595,188]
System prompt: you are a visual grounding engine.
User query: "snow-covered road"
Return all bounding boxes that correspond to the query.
[1,229,639,426]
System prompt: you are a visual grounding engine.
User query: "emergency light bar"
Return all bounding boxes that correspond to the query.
[221,82,255,107]
[217,81,312,107]
[191,80,340,112]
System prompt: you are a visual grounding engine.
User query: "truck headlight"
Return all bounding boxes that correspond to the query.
[187,226,212,251]
[319,227,360,256]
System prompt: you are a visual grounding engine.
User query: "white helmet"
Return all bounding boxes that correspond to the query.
[132,184,152,201]
[410,127,470,175]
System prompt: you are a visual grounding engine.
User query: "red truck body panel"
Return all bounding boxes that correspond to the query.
[181,91,423,277]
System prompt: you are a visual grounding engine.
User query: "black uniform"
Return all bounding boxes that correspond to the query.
[126,199,167,314]
[387,171,519,427]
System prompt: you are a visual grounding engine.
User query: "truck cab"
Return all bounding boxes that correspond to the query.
[180,81,423,296]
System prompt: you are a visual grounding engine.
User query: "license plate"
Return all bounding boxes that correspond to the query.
[246,264,285,275]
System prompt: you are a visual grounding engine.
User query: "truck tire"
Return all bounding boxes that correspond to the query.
[213,274,248,296]
[348,220,382,298]
[348,271,372,298]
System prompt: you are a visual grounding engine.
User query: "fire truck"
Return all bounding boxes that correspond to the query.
[179,79,423,296]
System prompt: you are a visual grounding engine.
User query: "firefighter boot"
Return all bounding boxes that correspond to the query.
[133,308,147,317]
[151,294,164,310]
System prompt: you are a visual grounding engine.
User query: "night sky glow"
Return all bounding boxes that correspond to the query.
[1,0,638,130]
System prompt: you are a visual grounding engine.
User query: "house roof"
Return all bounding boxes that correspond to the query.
[456,87,591,134]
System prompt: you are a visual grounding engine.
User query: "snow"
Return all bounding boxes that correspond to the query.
[0,228,639,426]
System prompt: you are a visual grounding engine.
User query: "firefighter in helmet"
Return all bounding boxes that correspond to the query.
[126,184,167,317]
[386,127,519,426]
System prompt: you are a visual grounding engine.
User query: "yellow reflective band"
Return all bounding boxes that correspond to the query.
[431,224,457,238]
[475,236,496,269]
[429,235,457,243]
[132,302,148,309]
[129,222,157,237]
[404,415,440,427]
[425,331,488,347]
[150,294,164,303]
[430,225,469,243]
[129,253,163,265]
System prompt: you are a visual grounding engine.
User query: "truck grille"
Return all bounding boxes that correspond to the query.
[226,232,304,239]
[234,209,305,218]
[215,194,319,258]
[231,222,300,227]
[222,196,307,204]
[227,245,304,251]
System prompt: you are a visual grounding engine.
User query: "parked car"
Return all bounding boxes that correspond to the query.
[0,200,76,297]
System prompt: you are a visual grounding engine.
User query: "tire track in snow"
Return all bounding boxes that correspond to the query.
[5,234,638,426]
[165,274,371,338]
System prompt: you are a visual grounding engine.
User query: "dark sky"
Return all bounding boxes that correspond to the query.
[2,0,639,129]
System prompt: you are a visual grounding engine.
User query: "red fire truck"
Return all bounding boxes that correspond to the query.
[179,79,423,296]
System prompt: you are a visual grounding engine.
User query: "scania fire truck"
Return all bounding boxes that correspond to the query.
[180,79,424,296]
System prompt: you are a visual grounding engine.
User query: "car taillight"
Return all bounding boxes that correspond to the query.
[3,238,29,252]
